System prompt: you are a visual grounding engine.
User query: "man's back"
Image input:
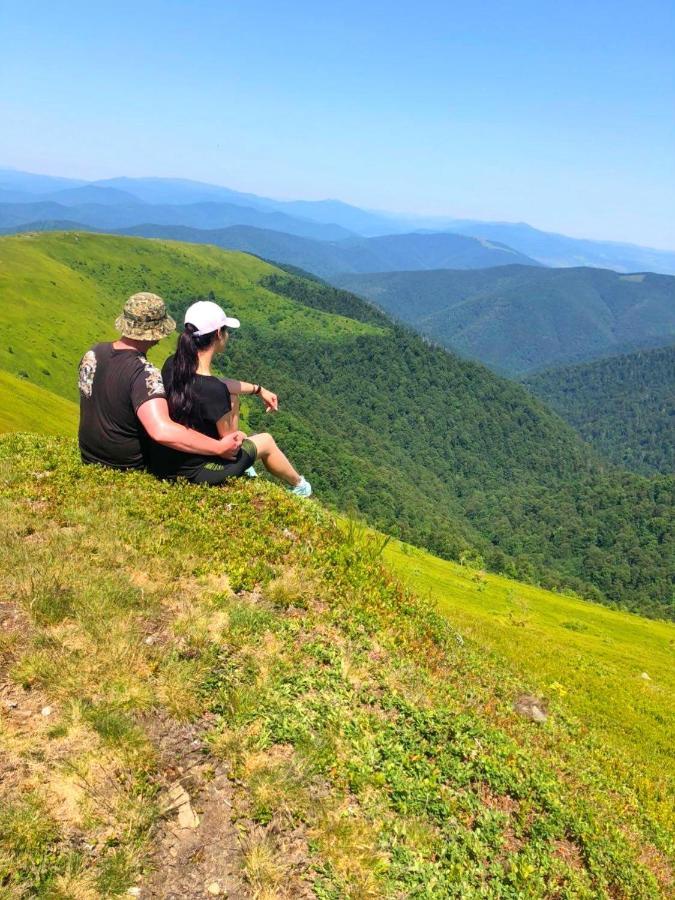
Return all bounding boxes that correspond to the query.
[78,342,165,469]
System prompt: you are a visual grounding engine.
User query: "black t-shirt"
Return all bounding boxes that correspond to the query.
[147,356,232,479]
[78,343,166,469]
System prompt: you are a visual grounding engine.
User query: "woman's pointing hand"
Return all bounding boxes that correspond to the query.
[260,387,278,413]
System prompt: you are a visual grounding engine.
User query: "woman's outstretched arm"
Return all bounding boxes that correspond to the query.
[221,379,278,412]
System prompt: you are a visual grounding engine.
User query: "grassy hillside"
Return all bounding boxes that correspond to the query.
[332,266,675,375]
[0,433,672,897]
[0,232,672,620]
[0,371,78,436]
[0,231,378,405]
[524,346,675,476]
[384,537,675,849]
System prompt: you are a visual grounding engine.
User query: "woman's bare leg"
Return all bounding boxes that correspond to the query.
[249,432,301,486]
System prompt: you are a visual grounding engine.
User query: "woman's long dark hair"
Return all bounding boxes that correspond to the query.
[167,323,219,426]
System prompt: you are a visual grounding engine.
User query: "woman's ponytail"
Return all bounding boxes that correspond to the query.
[166,316,223,425]
[168,323,204,426]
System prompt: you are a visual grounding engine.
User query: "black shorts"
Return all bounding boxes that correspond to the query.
[191,438,258,485]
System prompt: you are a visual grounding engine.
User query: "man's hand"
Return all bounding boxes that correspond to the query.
[219,430,246,460]
[260,387,278,413]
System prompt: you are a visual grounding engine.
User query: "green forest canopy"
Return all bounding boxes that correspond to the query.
[524,345,675,476]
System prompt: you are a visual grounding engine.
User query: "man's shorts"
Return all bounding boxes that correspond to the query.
[191,438,258,485]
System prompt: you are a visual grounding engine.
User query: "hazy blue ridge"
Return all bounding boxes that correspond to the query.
[0,199,353,241]
[0,219,539,275]
[435,220,675,276]
[2,168,675,273]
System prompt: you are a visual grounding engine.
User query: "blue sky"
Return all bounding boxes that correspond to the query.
[2,1,674,248]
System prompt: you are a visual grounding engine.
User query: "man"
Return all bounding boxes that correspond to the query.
[78,292,245,469]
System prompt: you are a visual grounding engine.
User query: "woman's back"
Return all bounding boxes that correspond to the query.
[162,355,231,439]
[148,355,233,478]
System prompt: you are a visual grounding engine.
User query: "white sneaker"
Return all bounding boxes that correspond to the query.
[290,476,312,498]
[244,466,258,478]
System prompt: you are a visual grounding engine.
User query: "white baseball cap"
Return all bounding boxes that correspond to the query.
[184,300,240,336]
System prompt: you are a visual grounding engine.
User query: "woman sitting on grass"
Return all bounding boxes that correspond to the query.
[150,300,312,496]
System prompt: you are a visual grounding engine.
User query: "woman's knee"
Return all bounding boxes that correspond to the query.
[251,432,276,454]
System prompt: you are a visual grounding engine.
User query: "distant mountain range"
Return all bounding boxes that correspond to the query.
[116,224,538,273]
[332,266,675,375]
[0,220,540,273]
[0,200,352,241]
[433,220,675,276]
[2,167,675,274]
[524,344,675,476]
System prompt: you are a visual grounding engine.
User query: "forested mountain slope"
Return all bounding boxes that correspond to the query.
[0,232,672,618]
[333,265,675,375]
[524,345,675,475]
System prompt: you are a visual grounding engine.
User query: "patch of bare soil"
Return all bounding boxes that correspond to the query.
[637,842,674,893]
[473,783,527,857]
[0,599,27,638]
[552,838,584,871]
[476,782,520,816]
[140,713,248,899]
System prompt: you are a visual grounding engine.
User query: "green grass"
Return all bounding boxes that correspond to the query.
[384,537,675,846]
[0,370,78,436]
[0,433,672,897]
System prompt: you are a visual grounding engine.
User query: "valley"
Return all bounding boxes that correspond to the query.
[0,232,672,620]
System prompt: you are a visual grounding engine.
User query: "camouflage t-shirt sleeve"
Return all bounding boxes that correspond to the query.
[130,357,166,412]
[78,348,98,399]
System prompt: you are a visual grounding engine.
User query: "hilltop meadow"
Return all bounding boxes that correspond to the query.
[384,537,674,847]
[0,435,672,897]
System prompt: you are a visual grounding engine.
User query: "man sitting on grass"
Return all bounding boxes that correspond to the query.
[78,292,246,470]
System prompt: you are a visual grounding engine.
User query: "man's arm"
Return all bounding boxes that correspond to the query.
[137,398,244,456]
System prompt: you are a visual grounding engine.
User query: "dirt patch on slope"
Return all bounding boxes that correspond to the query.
[140,714,247,899]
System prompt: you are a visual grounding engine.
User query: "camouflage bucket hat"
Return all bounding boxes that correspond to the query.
[115,292,176,341]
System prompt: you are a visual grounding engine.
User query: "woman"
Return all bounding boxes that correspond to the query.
[151,300,312,496]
